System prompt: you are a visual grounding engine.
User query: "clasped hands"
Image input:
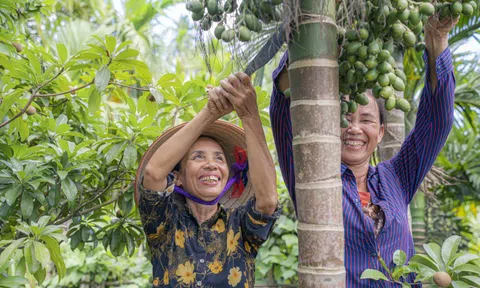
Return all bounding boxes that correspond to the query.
[204,72,259,120]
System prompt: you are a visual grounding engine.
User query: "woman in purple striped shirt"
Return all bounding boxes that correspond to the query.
[269,17,458,287]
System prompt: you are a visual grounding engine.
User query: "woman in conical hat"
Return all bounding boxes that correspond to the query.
[135,72,280,287]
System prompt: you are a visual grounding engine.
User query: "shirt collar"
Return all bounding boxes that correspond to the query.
[341,163,378,180]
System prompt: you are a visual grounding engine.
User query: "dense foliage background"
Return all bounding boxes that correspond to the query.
[0,0,479,287]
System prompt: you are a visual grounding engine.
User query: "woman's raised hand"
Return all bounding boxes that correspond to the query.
[218,72,259,120]
[204,84,234,119]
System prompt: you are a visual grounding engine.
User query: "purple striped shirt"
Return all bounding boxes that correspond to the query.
[269,49,455,287]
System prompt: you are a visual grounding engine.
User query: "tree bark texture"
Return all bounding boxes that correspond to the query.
[288,0,345,286]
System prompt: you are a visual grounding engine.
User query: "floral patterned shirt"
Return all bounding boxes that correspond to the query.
[138,175,281,288]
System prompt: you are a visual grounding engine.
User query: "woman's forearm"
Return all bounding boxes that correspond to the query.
[242,116,278,215]
[143,109,217,191]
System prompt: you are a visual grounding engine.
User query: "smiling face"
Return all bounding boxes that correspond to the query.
[174,137,230,202]
[341,93,385,166]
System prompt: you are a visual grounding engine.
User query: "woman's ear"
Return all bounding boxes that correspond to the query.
[377,124,385,144]
[172,171,183,187]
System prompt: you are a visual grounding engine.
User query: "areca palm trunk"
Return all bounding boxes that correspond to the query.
[288,0,345,286]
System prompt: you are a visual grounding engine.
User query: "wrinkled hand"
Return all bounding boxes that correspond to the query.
[218,72,259,120]
[204,84,233,118]
[425,16,459,42]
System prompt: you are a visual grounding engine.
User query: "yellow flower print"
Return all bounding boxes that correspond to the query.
[211,219,226,233]
[228,267,242,287]
[176,261,196,284]
[175,229,185,248]
[163,270,169,285]
[244,241,251,253]
[153,277,160,287]
[244,283,249,288]
[208,260,223,274]
[227,229,241,255]
[157,223,165,234]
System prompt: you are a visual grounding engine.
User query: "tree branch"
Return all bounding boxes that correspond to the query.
[35,81,94,97]
[109,82,150,91]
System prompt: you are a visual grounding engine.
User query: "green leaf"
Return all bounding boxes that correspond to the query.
[57,170,68,181]
[34,267,46,285]
[61,177,77,202]
[21,192,33,219]
[105,36,116,54]
[461,275,480,287]
[105,142,127,165]
[88,86,102,115]
[123,144,137,169]
[5,184,22,206]
[442,235,461,266]
[393,250,407,266]
[115,49,139,60]
[360,269,389,281]
[409,254,439,271]
[454,254,480,268]
[423,242,444,269]
[18,118,29,141]
[0,276,29,287]
[451,281,471,288]
[24,241,40,273]
[40,235,66,280]
[454,264,480,275]
[115,40,133,53]
[401,283,411,288]
[215,61,233,83]
[95,65,111,93]
[57,43,68,63]
[33,241,50,268]
[0,238,26,268]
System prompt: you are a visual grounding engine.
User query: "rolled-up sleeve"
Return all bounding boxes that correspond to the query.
[138,174,175,237]
[390,48,455,205]
[270,51,298,209]
[239,197,281,250]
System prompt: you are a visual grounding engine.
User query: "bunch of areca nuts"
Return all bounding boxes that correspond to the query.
[338,0,476,127]
[186,0,282,43]
[185,0,477,128]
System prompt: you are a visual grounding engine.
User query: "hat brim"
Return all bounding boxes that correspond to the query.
[134,120,253,209]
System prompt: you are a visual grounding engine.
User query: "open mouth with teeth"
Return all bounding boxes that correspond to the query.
[343,140,366,148]
[199,175,220,185]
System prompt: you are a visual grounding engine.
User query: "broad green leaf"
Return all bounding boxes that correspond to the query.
[41,235,66,279]
[123,144,137,169]
[0,238,26,268]
[95,65,111,93]
[21,192,33,219]
[18,118,29,141]
[57,43,68,63]
[401,283,411,288]
[0,276,29,287]
[105,36,116,54]
[115,40,133,53]
[360,269,389,281]
[33,241,50,268]
[461,276,480,287]
[423,242,444,269]
[442,235,461,266]
[5,184,22,206]
[88,86,102,115]
[451,281,471,288]
[25,51,42,76]
[57,170,68,181]
[215,61,234,83]
[454,254,480,268]
[393,250,407,266]
[34,267,46,285]
[115,49,139,60]
[413,264,437,282]
[105,142,127,165]
[24,242,40,273]
[61,177,77,202]
[157,73,177,87]
[391,266,405,281]
[454,264,480,275]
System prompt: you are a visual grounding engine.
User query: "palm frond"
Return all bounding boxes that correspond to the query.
[449,11,480,47]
